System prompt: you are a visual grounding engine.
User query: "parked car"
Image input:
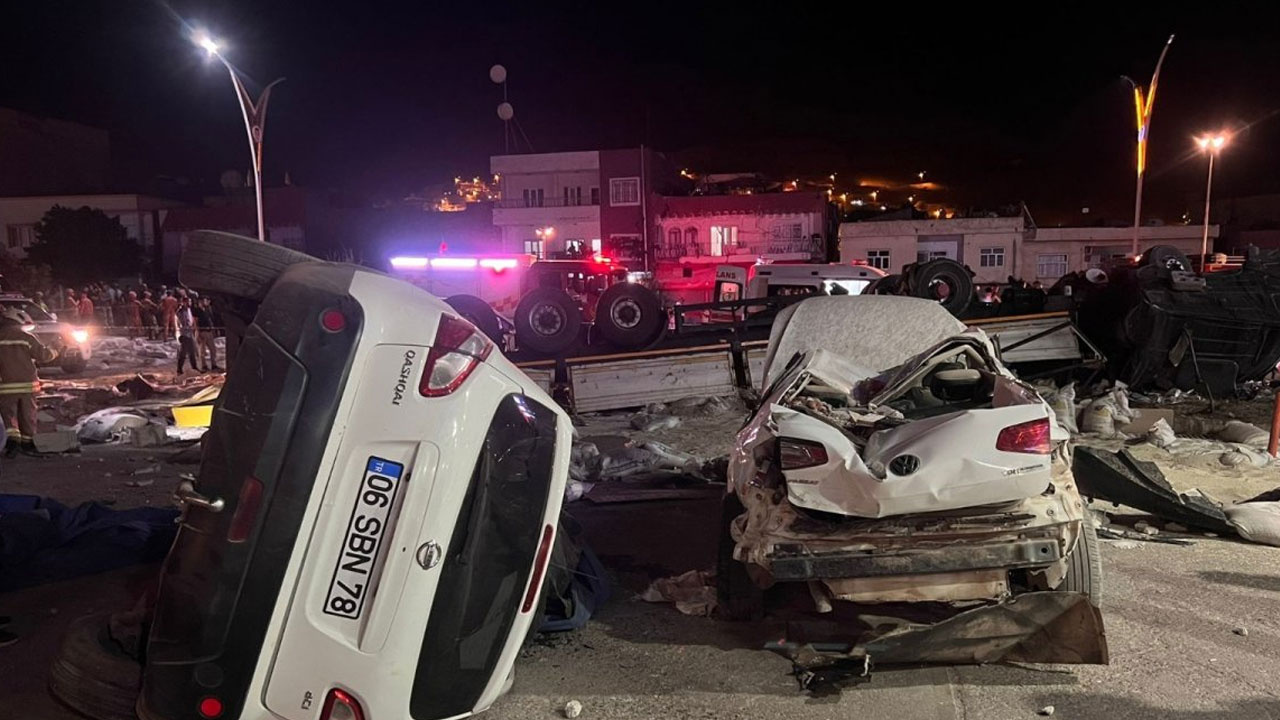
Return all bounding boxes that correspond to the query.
[718,294,1105,662]
[0,293,92,374]
[104,232,572,720]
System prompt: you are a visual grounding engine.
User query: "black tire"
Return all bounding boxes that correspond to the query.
[515,287,582,355]
[179,230,315,301]
[594,284,665,348]
[445,294,502,342]
[48,613,142,720]
[907,259,973,317]
[60,359,88,375]
[716,493,764,621]
[865,273,902,295]
[1061,519,1103,607]
[1143,245,1192,275]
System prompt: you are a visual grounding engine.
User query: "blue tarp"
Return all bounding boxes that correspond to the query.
[0,494,178,591]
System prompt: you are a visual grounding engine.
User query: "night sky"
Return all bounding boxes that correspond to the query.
[4,2,1279,223]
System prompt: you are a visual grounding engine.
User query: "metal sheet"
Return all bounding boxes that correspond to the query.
[983,317,1082,364]
[521,367,554,395]
[570,352,736,412]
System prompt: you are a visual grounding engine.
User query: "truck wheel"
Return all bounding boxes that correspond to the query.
[48,613,142,720]
[909,259,973,317]
[1061,519,1104,607]
[716,493,764,621]
[595,284,665,348]
[179,230,315,301]
[515,287,582,355]
[865,273,901,295]
[1143,245,1192,275]
[445,294,502,342]
[60,359,88,375]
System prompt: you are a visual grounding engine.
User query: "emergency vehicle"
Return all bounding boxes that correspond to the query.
[389,254,667,355]
[0,293,92,374]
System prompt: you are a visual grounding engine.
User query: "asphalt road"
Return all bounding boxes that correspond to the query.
[2,449,1278,720]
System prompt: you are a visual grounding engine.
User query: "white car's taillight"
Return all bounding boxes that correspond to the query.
[996,417,1051,454]
[419,314,493,397]
[320,689,365,720]
[778,438,829,470]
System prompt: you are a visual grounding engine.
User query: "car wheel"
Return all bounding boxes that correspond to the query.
[60,359,87,375]
[445,294,502,342]
[1143,245,1192,275]
[515,287,582,355]
[594,284,665,349]
[908,259,974,317]
[1061,519,1103,607]
[48,613,142,720]
[179,230,315,302]
[716,493,764,621]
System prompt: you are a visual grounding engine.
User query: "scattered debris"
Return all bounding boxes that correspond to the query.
[1224,502,1280,547]
[1133,521,1160,537]
[1073,448,1235,534]
[1217,420,1269,449]
[125,479,155,488]
[1165,522,1188,533]
[563,700,583,719]
[128,423,169,447]
[639,569,717,616]
[1039,706,1056,717]
[1233,627,1249,637]
[628,412,681,432]
[32,430,79,454]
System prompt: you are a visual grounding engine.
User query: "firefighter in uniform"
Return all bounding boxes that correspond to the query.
[0,307,55,456]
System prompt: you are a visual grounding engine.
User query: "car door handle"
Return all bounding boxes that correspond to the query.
[174,478,225,513]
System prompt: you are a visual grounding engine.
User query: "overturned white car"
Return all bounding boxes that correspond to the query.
[720,295,1105,664]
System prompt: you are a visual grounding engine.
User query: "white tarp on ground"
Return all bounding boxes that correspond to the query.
[761,295,966,387]
[90,336,227,369]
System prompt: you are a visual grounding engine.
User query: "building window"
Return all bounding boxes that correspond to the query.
[917,250,948,263]
[523,239,543,259]
[1037,253,1069,278]
[710,226,738,256]
[522,188,544,208]
[565,239,585,257]
[979,247,1005,268]
[609,177,641,206]
[684,227,699,255]
[6,225,35,249]
[564,186,582,206]
[867,249,891,270]
[590,187,600,205]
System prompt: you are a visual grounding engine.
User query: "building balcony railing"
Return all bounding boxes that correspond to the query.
[652,238,824,261]
[495,196,600,209]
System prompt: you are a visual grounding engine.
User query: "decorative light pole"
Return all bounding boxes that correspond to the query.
[1124,34,1175,258]
[194,31,284,242]
[1195,133,1228,266]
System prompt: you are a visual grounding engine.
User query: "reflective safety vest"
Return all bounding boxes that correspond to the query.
[0,323,54,395]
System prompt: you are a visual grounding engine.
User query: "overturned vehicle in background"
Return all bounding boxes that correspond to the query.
[1074,245,1280,395]
[719,295,1107,667]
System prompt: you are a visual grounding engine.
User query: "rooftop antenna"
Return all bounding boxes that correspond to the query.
[490,64,534,154]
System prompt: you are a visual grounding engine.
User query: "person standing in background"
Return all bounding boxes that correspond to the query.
[139,291,158,340]
[124,291,143,339]
[175,296,198,375]
[192,296,221,372]
[0,307,55,456]
[160,291,179,340]
[76,290,95,324]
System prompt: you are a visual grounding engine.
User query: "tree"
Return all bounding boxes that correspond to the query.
[0,248,52,294]
[25,205,142,286]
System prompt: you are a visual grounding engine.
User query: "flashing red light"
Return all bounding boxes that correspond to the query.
[198,697,224,718]
[996,418,1052,454]
[320,309,346,333]
[431,257,478,269]
[592,254,612,264]
[419,315,493,397]
[479,258,518,272]
[521,524,555,613]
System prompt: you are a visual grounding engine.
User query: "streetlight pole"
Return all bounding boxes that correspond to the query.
[194,32,283,242]
[1196,134,1228,266]
[1126,34,1175,258]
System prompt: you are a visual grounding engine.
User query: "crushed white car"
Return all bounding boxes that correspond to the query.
[720,295,1105,664]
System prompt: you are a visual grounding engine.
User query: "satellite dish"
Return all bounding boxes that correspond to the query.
[489,64,507,84]
[497,102,514,121]
[219,169,243,190]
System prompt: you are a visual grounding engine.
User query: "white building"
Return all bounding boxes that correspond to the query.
[491,151,603,257]
[839,217,1216,284]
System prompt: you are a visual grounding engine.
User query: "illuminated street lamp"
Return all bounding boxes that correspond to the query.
[193,30,284,242]
[1195,133,1228,266]
[1124,34,1176,257]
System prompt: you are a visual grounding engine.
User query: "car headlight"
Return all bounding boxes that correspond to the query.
[71,329,89,344]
